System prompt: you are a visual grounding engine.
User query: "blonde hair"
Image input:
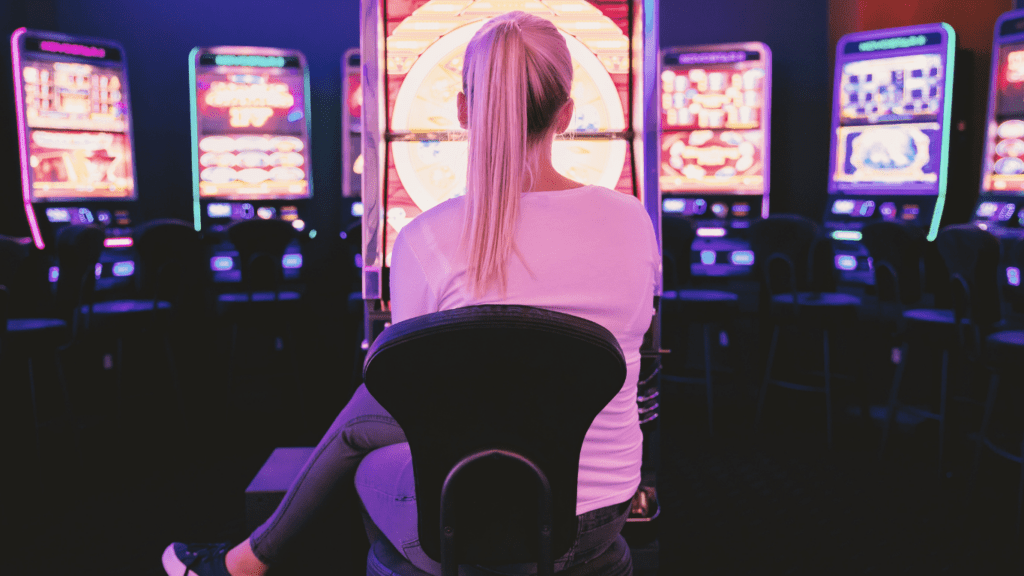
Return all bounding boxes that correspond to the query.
[461,11,573,296]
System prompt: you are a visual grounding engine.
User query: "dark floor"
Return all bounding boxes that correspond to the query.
[8,292,1024,576]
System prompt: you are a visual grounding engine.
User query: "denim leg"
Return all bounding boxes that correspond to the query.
[249,384,406,565]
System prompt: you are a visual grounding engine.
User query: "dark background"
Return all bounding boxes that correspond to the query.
[3,0,1009,262]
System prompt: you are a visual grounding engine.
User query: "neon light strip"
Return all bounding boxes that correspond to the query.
[696,227,727,237]
[188,48,201,231]
[10,29,45,250]
[858,35,927,52]
[213,54,285,67]
[677,51,746,64]
[39,40,105,58]
[929,23,956,242]
[831,230,863,241]
[103,237,133,248]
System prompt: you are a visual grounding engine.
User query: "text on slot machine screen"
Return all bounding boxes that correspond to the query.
[205,82,294,128]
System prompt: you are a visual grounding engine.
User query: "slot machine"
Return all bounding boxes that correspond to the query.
[659,43,771,276]
[10,28,139,290]
[358,0,661,552]
[189,46,313,283]
[973,9,1024,290]
[824,23,959,284]
[342,48,364,203]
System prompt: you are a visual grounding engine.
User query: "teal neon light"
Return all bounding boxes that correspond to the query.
[929,23,955,242]
[858,35,927,52]
[214,54,285,67]
[188,48,201,231]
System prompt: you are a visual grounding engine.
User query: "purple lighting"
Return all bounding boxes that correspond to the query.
[677,51,746,65]
[39,40,105,58]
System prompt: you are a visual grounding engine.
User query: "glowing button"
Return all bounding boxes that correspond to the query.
[700,250,716,265]
[711,203,729,217]
[112,261,135,277]
[211,257,234,271]
[832,200,855,214]
[94,263,103,279]
[282,254,303,269]
[1009,267,1021,287]
[663,199,685,213]
[880,202,897,219]
[49,266,59,282]
[292,219,305,231]
[351,202,364,217]
[257,207,276,220]
[836,255,858,271]
[207,203,232,218]
[730,250,754,265]
[977,202,998,218]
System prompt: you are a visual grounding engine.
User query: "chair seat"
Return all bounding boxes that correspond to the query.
[5,318,69,349]
[985,330,1024,372]
[663,289,738,324]
[367,533,632,576]
[770,292,860,324]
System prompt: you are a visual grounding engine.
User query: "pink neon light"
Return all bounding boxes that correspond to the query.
[11,29,45,250]
[696,227,727,238]
[39,40,105,59]
[103,237,133,248]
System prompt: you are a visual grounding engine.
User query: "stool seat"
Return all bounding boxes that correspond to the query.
[664,289,738,324]
[770,292,860,324]
[985,330,1024,372]
[367,534,632,576]
[5,318,69,349]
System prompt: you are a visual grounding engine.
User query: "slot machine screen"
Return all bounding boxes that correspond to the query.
[660,47,769,199]
[12,32,136,202]
[376,1,637,266]
[191,50,312,201]
[826,24,955,242]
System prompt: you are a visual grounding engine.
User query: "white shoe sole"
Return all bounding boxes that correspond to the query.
[161,543,195,576]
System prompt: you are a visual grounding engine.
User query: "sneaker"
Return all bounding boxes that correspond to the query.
[162,542,232,576]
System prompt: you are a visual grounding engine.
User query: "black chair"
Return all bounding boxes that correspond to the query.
[879,225,1002,467]
[750,215,860,449]
[361,305,633,576]
[216,219,301,385]
[660,215,738,436]
[970,238,1024,532]
[60,220,201,399]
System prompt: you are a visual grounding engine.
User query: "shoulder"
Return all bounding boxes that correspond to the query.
[395,195,466,246]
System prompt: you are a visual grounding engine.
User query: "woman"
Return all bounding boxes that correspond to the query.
[163,11,658,576]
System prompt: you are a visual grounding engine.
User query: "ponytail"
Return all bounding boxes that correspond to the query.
[461,12,572,296]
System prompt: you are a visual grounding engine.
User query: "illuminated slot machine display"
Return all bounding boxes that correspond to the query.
[973,9,1024,290]
[359,0,660,314]
[10,28,139,288]
[189,47,313,282]
[660,43,771,276]
[825,23,957,283]
[342,48,364,204]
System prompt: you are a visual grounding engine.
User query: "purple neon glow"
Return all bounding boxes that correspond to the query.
[10,29,45,249]
[104,237,133,248]
[39,40,105,58]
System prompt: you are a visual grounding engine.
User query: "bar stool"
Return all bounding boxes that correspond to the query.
[751,215,860,449]
[970,238,1024,532]
[879,225,1002,468]
[660,215,738,436]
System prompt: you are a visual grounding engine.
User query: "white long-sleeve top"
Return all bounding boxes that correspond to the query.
[389,185,660,515]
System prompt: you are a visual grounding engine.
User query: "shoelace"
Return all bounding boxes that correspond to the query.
[181,543,228,576]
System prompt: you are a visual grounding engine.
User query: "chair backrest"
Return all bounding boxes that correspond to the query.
[935,225,1002,327]
[749,214,830,299]
[134,219,204,305]
[861,221,927,306]
[363,305,626,567]
[661,215,696,290]
[54,224,104,320]
[227,219,296,292]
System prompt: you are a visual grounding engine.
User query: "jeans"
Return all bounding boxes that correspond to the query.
[251,384,629,574]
